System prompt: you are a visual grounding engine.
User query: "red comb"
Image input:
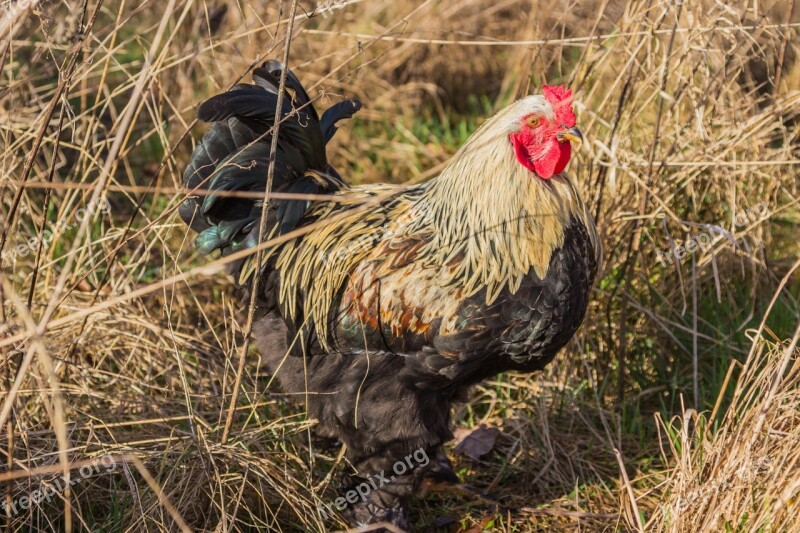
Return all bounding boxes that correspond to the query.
[542,85,576,127]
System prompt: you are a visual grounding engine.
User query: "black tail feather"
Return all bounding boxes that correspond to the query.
[320,99,363,142]
[255,60,318,121]
[180,61,361,266]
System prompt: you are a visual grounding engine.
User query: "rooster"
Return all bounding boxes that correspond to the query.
[179,60,600,530]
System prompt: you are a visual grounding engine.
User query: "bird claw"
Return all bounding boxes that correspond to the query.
[420,450,460,488]
[345,501,411,533]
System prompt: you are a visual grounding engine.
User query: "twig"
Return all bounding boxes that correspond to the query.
[221,0,300,445]
[615,448,644,532]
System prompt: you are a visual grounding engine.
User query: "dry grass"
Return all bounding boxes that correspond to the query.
[649,332,800,532]
[1,0,799,531]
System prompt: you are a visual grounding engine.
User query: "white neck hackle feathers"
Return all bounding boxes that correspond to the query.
[413,95,596,303]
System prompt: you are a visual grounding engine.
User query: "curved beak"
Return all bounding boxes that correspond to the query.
[557,127,583,145]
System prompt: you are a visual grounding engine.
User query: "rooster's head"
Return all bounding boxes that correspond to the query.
[507,85,582,180]
[421,83,597,292]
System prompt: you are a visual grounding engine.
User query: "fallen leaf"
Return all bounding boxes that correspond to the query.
[453,424,499,460]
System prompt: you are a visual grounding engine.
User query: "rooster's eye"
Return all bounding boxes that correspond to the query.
[525,116,539,128]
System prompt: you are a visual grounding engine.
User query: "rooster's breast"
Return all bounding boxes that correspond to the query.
[332,215,598,386]
[427,216,598,382]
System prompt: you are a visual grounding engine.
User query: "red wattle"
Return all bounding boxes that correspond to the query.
[554,141,571,175]
[531,140,570,179]
[512,136,537,173]
[510,129,572,179]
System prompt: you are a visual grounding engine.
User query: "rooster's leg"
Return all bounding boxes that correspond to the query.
[268,347,455,530]
[340,443,437,532]
[422,449,460,486]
